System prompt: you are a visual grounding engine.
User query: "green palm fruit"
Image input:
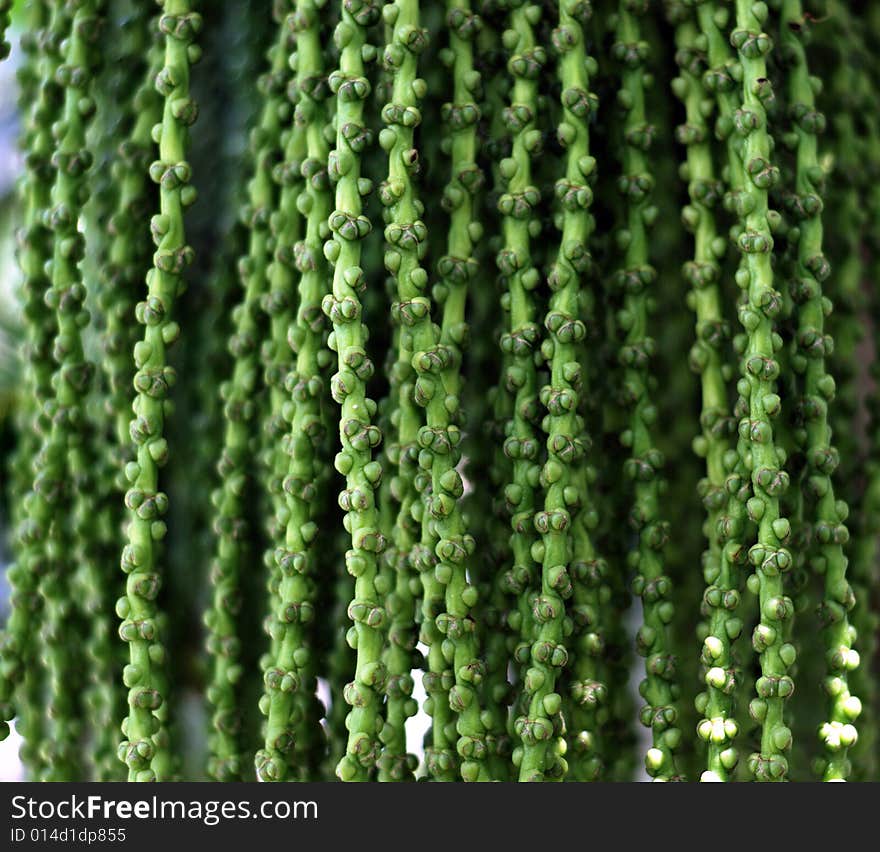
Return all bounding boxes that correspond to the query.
[256,0,334,783]
[117,0,201,783]
[83,13,160,785]
[611,0,683,782]
[668,2,741,782]
[728,0,796,783]
[413,0,485,784]
[442,4,514,779]
[468,8,517,781]
[779,1,860,781]
[478,15,524,736]
[100,25,161,499]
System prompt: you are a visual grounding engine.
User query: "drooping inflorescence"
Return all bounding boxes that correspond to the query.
[669,0,741,782]
[517,0,596,783]
[205,2,294,784]
[779,0,860,781]
[611,0,683,781]
[37,0,108,782]
[493,0,546,781]
[2,0,880,788]
[730,0,795,782]
[1,0,64,753]
[828,0,879,781]
[324,0,387,782]
[257,0,333,783]
[375,0,427,783]
[117,0,201,782]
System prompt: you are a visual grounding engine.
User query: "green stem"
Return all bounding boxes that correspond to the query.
[613,0,683,781]
[780,0,859,781]
[205,2,293,784]
[730,0,795,782]
[118,0,201,782]
[375,0,427,782]
[670,2,741,782]
[0,0,60,754]
[326,0,387,782]
[257,0,333,782]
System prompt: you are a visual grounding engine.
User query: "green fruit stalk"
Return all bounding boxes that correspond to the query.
[206,4,294,782]
[611,0,683,781]
[7,2,53,778]
[324,0,387,783]
[779,0,860,781]
[375,0,427,783]
[1,0,63,750]
[730,0,796,783]
[257,0,333,783]
[494,0,545,781]
[669,3,741,782]
[117,0,201,783]
[37,0,107,782]
[1,0,880,788]
[517,0,595,783]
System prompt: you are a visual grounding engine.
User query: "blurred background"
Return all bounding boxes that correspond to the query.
[0,8,27,783]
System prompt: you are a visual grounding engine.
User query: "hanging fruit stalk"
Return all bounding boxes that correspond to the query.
[117,0,201,782]
[257,0,333,782]
[729,0,797,783]
[611,0,683,781]
[779,0,860,781]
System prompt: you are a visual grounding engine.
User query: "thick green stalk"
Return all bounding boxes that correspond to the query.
[257,0,333,782]
[780,1,859,781]
[326,0,387,782]
[612,0,682,781]
[205,3,293,783]
[518,0,596,783]
[670,3,740,782]
[117,0,201,782]
[730,0,795,782]
[375,0,427,782]
[259,4,301,560]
